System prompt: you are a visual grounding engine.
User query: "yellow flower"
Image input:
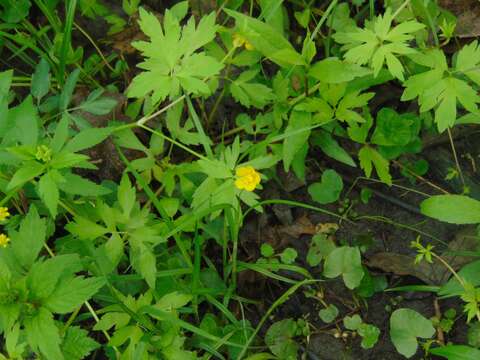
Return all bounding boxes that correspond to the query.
[232,33,254,51]
[35,145,52,163]
[0,233,10,248]
[0,207,10,221]
[235,166,261,192]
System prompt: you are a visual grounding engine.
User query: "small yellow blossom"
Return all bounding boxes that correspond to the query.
[232,33,254,51]
[35,145,52,163]
[0,233,10,248]
[235,166,261,192]
[0,207,10,221]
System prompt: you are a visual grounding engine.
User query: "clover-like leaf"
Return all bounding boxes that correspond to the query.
[390,308,435,358]
[323,246,364,289]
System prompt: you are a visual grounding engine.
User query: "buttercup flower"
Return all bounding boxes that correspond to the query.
[232,33,254,51]
[235,166,261,192]
[0,233,10,248]
[0,207,10,221]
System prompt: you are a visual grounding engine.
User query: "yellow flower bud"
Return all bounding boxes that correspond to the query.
[0,233,10,248]
[0,207,10,221]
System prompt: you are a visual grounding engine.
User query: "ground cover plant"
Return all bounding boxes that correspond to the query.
[1,0,480,359]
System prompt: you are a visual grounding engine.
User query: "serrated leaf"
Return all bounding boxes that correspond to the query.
[128,9,222,102]
[7,95,38,147]
[333,8,423,80]
[64,127,115,153]
[61,326,100,360]
[231,81,275,109]
[66,216,109,240]
[24,308,63,360]
[10,205,46,269]
[58,172,111,196]
[130,240,157,288]
[27,254,82,300]
[358,146,392,185]
[38,172,59,218]
[44,277,104,314]
[7,161,44,190]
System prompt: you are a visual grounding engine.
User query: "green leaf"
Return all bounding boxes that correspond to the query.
[64,127,115,153]
[58,172,111,196]
[306,234,336,267]
[358,146,392,185]
[308,169,343,204]
[61,326,100,360]
[280,248,297,264]
[59,69,80,111]
[319,304,339,323]
[156,291,193,311]
[44,277,105,314]
[439,260,480,298]
[198,159,232,179]
[10,205,46,269]
[390,308,435,358]
[130,240,157,288]
[333,8,423,80]
[38,173,59,218]
[344,314,362,330]
[265,319,298,360]
[78,90,118,115]
[309,58,371,84]
[231,80,275,109]
[358,323,380,349]
[260,243,275,257]
[50,114,70,153]
[430,345,480,360]
[225,9,304,68]
[455,40,480,86]
[170,1,189,21]
[0,0,31,23]
[420,195,480,224]
[31,58,50,101]
[65,216,109,240]
[8,95,38,147]
[27,254,82,300]
[371,108,415,146]
[311,131,356,167]
[50,152,89,169]
[7,161,44,190]
[128,9,222,102]
[158,197,180,217]
[283,111,312,171]
[24,308,63,360]
[323,246,364,289]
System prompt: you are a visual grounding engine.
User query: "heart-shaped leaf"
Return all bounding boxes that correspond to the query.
[308,169,343,204]
[390,308,435,358]
[323,246,364,289]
